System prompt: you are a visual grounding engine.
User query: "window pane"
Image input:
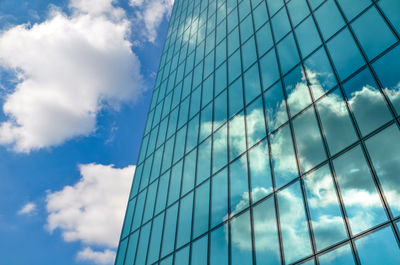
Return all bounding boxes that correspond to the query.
[135,222,151,265]
[259,49,280,90]
[186,115,199,153]
[143,181,158,222]
[317,88,357,155]
[124,231,139,265]
[263,82,288,131]
[244,63,262,105]
[351,7,396,60]
[366,124,400,218]
[304,164,348,250]
[271,8,291,42]
[270,124,298,188]
[132,189,147,231]
[231,211,253,265]
[214,89,228,127]
[210,225,228,265]
[314,0,345,40]
[174,245,190,265]
[230,155,249,214]
[277,33,300,75]
[213,124,228,173]
[356,226,400,265]
[229,112,246,161]
[211,168,229,227]
[193,180,210,238]
[327,28,364,80]
[121,198,135,238]
[284,66,312,116]
[318,243,355,265]
[228,77,244,118]
[287,0,310,27]
[342,68,392,136]
[200,103,213,141]
[228,49,241,83]
[378,0,400,33]
[267,0,284,16]
[155,171,170,214]
[182,149,196,196]
[249,140,273,202]
[256,23,273,56]
[337,0,370,21]
[277,181,313,264]
[176,192,193,247]
[253,2,268,30]
[197,137,212,184]
[161,204,178,257]
[372,45,400,114]
[253,196,281,265]
[293,107,327,173]
[147,213,165,264]
[191,235,208,265]
[295,16,321,58]
[332,145,387,234]
[168,161,183,206]
[246,96,267,147]
[115,238,128,265]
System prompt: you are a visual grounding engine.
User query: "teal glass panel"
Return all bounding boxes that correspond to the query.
[213,124,228,173]
[259,49,280,90]
[246,96,267,147]
[147,213,165,265]
[304,164,348,250]
[229,112,246,161]
[356,226,400,265]
[176,192,193,247]
[211,168,229,227]
[318,243,355,265]
[124,231,139,265]
[231,211,253,265]
[181,149,196,196]
[263,82,288,132]
[174,245,190,265]
[135,222,151,265]
[249,140,272,202]
[253,196,281,265]
[168,161,182,206]
[210,225,228,265]
[366,124,400,218]
[116,238,128,265]
[197,137,211,184]
[155,171,169,214]
[193,180,210,238]
[161,204,178,257]
[314,0,345,40]
[191,235,208,265]
[333,145,387,234]
[229,155,249,214]
[277,181,313,264]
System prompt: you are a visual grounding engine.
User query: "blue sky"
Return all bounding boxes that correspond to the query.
[0,0,171,264]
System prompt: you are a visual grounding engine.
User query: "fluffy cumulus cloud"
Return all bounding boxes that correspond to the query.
[0,0,144,153]
[17,202,37,215]
[129,0,174,43]
[77,248,116,265]
[46,163,135,264]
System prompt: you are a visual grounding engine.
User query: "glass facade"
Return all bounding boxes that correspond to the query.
[116,0,400,264]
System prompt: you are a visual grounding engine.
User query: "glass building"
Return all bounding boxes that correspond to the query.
[115,0,400,264]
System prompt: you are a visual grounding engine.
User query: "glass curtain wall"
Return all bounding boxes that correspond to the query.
[116,0,400,264]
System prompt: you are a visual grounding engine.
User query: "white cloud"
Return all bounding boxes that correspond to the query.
[129,0,174,43]
[46,163,135,263]
[17,202,37,215]
[0,0,144,153]
[77,247,116,265]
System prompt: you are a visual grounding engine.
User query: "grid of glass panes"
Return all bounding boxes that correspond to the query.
[115,0,400,264]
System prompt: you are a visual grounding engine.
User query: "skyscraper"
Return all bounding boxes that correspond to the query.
[115,0,400,264]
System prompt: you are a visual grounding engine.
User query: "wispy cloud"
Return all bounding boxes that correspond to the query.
[17,202,37,215]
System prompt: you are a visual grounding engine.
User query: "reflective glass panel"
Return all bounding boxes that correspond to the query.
[191,235,208,265]
[287,0,310,27]
[318,243,355,265]
[342,68,393,136]
[277,33,300,75]
[304,165,348,250]
[161,204,178,257]
[337,0,370,21]
[147,213,165,265]
[135,222,151,265]
[332,145,387,234]
[277,181,313,264]
[210,225,228,265]
[293,107,327,173]
[230,155,250,214]
[263,82,288,132]
[174,245,189,265]
[253,197,281,265]
[246,96,267,147]
[270,124,298,188]
[249,140,273,202]
[284,66,312,116]
[295,16,321,58]
[231,211,253,265]
[213,124,228,173]
[211,168,228,227]
[365,124,400,218]
[356,226,400,265]
[314,0,345,40]
[124,231,139,265]
[176,192,193,248]
[193,180,210,238]
[351,6,396,60]
[197,137,211,184]
[229,112,246,161]
[168,161,183,206]
[317,88,357,155]
[378,0,400,33]
[373,45,400,114]
[259,49,280,90]
[271,7,291,42]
